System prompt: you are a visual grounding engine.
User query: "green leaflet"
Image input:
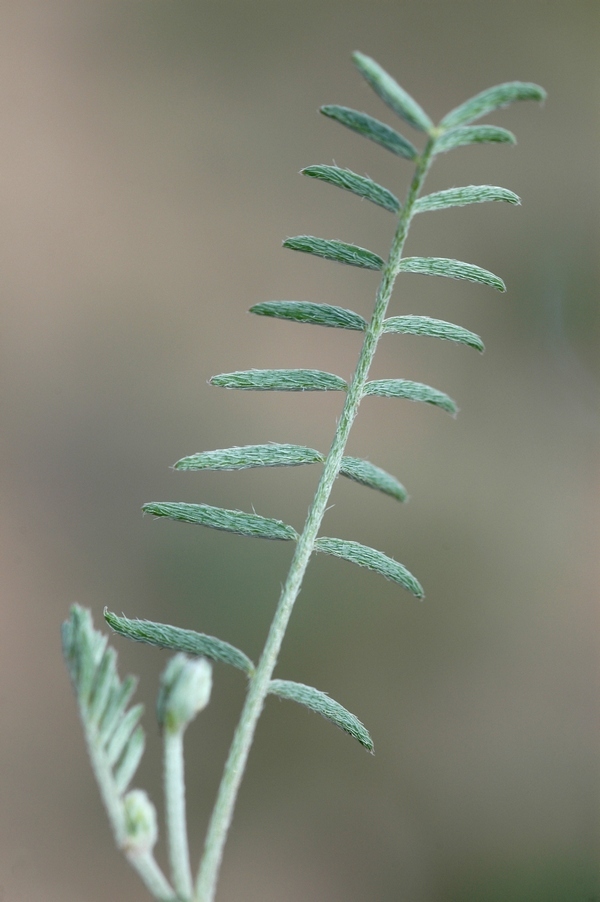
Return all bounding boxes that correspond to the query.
[250,301,367,331]
[352,51,433,134]
[320,105,418,160]
[174,444,324,471]
[315,536,424,598]
[398,256,505,292]
[440,81,547,129]
[106,705,144,768]
[434,125,515,154]
[62,606,146,837]
[269,679,373,752]
[363,379,457,415]
[98,675,138,748]
[284,235,384,270]
[413,185,520,214]
[104,611,255,677]
[142,501,299,541]
[383,315,484,352]
[302,165,400,213]
[113,726,145,796]
[339,456,407,502]
[210,369,348,392]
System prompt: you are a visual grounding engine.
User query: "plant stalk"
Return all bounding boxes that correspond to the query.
[194,137,436,902]
[164,728,194,900]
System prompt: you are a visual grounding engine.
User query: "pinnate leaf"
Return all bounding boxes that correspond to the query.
[440,81,547,129]
[250,301,367,331]
[175,444,324,471]
[364,379,457,415]
[62,605,147,838]
[302,164,400,213]
[352,51,433,133]
[211,369,348,392]
[142,501,298,541]
[413,185,520,214]
[315,536,424,598]
[398,256,505,291]
[383,315,484,352]
[104,610,255,676]
[284,235,384,271]
[320,105,417,160]
[340,456,407,502]
[434,125,515,154]
[269,679,373,752]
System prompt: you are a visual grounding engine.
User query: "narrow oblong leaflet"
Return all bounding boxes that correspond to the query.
[320,105,418,160]
[284,235,384,270]
[250,300,367,331]
[142,501,299,541]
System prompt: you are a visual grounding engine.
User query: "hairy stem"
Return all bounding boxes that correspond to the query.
[126,850,178,902]
[195,137,436,902]
[164,728,193,900]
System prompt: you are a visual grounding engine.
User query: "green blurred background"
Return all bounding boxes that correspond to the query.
[1,2,598,900]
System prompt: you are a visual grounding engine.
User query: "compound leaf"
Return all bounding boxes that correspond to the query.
[434,125,515,154]
[302,164,400,213]
[104,610,255,677]
[142,501,298,541]
[284,235,384,271]
[269,679,373,752]
[340,456,407,502]
[398,256,505,291]
[364,378,457,415]
[440,81,547,129]
[175,444,324,471]
[315,537,424,598]
[383,315,484,352]
[211,369,348,392]
[62,605,147,842]
[413,185,520,214]
[250,301,367,331]
[352,51,433,133]
[320,105,418,160]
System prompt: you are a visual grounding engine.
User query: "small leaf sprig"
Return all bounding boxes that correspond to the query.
[63,52,545,902]
[62,606,175,900]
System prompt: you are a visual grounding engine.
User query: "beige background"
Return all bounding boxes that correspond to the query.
[0,2,598,900]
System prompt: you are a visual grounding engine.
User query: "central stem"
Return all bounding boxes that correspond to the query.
[195,138,435,902]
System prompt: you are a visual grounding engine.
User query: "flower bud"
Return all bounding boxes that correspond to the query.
[122,789,158,854]
[157,653,212,733]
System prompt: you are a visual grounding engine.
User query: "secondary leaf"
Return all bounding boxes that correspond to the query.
[210,369,348,392]
[104,611,255,677]
[320,105,418,160]
[250,301,367,331]
[302,164,400,213]
[398,256,506,291]
[340,456,407,502]
[352,51,433,134]
[269,679,373,752]
[142,501,299,541]
[413,185,520,214]
[363,379,457,415]
[62,605,147,843]
[434,125,515,154]
[383,315,484,352]
[315,536,424,598]
[174,444,324,471]
[440,81,547,129]
[283,235,384,271]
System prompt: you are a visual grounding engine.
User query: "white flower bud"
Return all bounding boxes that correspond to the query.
[122,789,158,854]
[157,653,212,733]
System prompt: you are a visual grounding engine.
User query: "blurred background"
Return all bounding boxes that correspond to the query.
[0,2,598,900]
